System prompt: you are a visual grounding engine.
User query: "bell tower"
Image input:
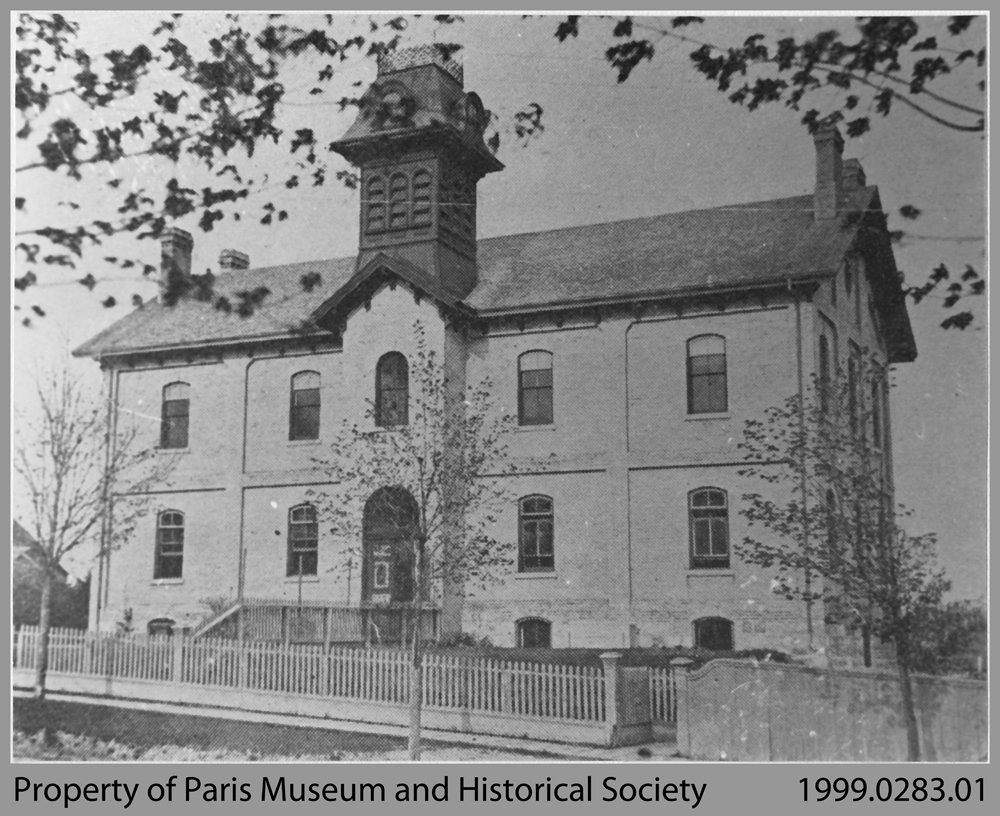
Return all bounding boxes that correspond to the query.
[331,45,503,298]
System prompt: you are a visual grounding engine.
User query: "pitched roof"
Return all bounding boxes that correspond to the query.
[75,186,914,360]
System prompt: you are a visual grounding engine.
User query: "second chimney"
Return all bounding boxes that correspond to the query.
[219,249,250,271]
[813,126,844,221]
[160,226,193,301]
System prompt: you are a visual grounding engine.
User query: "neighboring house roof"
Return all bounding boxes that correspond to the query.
[12,521,68,579]
[74,186,915,361]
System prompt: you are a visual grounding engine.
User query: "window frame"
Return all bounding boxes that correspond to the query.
[516,617,552,649]
[160,382,190,449]
[289,370,321,441]
[287,503,318,578]
[517,350,554,426]
[688,487,731,569]
[518,494,555,572]
[154,510,185,580]
[375,352,409,427]
[686,335,728,415]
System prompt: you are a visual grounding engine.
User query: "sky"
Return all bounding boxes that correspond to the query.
[12,13,988,599]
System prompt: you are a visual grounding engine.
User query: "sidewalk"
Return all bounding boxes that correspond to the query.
[13,687,685,762]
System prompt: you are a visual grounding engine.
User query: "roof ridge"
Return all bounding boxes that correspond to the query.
[226,188,877,276]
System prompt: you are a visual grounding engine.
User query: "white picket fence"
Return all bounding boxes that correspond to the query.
[14,627,611,723]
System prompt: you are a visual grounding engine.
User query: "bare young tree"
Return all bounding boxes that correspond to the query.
[14,369,176,698]
[310,322,520,760]
[737,361,952,760]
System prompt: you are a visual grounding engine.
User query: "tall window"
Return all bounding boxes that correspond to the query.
[687,335,727,414]
[689,488,730,569]
[154,510,184,579]
[289,371,320,441]
[693,617,734,651]
[365,174,386,234]
[160,382,190,449]
[818,335,831,416]
[412,169,432,228]
[518,495,554,572]
[375,352,409,426]
[516,618,552,648]
[287,504,318,577]
[388,172,408,231]
[518,350,553,426]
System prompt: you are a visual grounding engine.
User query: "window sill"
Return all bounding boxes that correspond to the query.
[151,578,184,586]
[156,447,190,454]
[284,576,320,584]
[516,424,556,433]
[515,571,559,580]
[685,413,730,422]
[686,569,734,578]
[287,438,321,447]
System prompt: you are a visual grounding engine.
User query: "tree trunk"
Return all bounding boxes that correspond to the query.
[33,570,53,700]
[895,637,921,761]
[407,543,424,761]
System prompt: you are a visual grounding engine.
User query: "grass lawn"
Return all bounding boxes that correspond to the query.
[12,697,568,762]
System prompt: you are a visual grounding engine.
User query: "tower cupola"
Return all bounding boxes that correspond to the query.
[330,45,503,298]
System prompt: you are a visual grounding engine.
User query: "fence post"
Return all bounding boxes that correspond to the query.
[600,652,622,747]
[171,635,185,684]
[500,662,514,714]
[671,657,694,757]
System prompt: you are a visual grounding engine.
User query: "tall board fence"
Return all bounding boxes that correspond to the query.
[674,658,987,762]
[14,627,679,747]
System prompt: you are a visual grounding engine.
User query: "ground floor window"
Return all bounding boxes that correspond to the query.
[693,616,734,651]
[516,617,552,648]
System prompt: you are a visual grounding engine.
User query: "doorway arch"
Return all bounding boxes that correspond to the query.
[362,486,418,605]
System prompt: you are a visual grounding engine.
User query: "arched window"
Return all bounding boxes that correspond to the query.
[818,335,831,415]
[160,382,190,449]
[518,350,553,426]
[516,617,552,649]
[154,510,184,579]
[388,172,408,231]
[365,174,386,234]
[412,169,432,228]
[689,488,729,569]
[289,371,320,441]
[693,617,733,651]
[287,504,318,577]
[375,352,409,427]
[687,335,727,414]
[518,495,554,572]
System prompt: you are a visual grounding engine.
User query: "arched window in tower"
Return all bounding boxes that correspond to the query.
[366,174,386,234]
[388,172,408,231]
[376,352,409,427]
[412,169,432,228]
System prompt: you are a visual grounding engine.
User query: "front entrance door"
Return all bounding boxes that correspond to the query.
[362,486,417,606]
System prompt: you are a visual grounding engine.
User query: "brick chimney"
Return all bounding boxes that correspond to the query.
[160,227,193,301]
[219,249,250,271]
[841,158,867,193]
[813,126,844,220]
